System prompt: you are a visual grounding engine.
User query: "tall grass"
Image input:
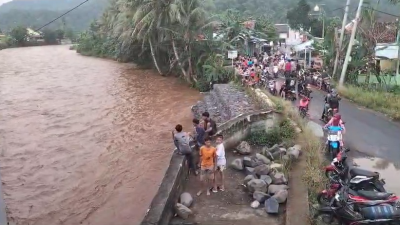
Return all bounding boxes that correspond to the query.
[339,85,400,120]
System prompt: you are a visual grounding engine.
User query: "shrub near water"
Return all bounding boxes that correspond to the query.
[339,85,400,120]
[246,119,296,146]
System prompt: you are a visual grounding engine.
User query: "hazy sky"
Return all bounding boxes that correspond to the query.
[0,0,12,6]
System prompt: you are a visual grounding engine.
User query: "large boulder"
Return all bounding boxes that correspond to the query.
[179,192,193,208]
[287,145,301,160]
[274,190,289,203]
[253,164,271,176]
[271,148,287,160]
[253,191,271,203]
[243,156,264,168]
[268,184,289,195]
[236,141,251,155]
[270,163,284,172]
[176,203,193,219]
[247,179,267,193]
[244,175,256,184]
[255,153,271,165]
[271,172,288,185]
[259,175,272,185]
[245,167,255,176]
[264,197,279,214]
[231,158,244,170]
[268,144,280,154]
[251,200,260,208]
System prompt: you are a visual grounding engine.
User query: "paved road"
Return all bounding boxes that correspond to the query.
[273,79,400,194]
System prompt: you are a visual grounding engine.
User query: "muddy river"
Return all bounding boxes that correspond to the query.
[0,46,200,225]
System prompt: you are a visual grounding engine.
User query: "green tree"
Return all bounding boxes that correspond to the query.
[42,29,58,44]
[286,0,312,30]
[54,29,64,41]
[9,26,28,46]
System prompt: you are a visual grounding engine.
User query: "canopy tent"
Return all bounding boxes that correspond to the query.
[375,43,399,60]
[293,40,314,52]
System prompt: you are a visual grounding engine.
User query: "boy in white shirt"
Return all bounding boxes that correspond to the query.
[215,134,226,191]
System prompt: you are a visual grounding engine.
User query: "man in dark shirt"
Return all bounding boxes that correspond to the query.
[192,118,205,147]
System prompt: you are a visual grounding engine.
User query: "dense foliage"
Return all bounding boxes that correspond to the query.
[76,0,276,90]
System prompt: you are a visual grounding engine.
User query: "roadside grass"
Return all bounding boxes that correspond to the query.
[247,88,328,224]
[338,85,400,121]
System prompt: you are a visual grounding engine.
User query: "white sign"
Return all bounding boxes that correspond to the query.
[228,50,238,59]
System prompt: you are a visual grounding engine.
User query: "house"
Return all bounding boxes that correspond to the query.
[274,24,302,46]
[26,28,43,41]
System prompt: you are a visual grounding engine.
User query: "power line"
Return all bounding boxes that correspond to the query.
[35,0,89,32]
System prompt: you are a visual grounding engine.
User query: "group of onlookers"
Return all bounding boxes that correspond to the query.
[172,112,226,196]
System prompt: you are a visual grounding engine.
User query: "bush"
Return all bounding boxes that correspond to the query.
[246,119,296,146]
[338,85,400,120]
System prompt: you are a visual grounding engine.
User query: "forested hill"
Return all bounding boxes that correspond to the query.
[0,0,108,31]
[0,0,398,32]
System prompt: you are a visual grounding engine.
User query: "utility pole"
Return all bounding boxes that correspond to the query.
[333,0,350,78]
[338,0,364,88]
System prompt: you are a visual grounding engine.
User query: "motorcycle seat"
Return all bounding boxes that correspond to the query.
[349,167,379,179]
[356,190,393,200]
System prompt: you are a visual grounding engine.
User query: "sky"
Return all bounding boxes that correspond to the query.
[0,0,12,5]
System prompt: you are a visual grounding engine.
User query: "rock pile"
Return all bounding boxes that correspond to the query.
[191,84,256,123]
[230,141,302,214]
[175,192,194,219]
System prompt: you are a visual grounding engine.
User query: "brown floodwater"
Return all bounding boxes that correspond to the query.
[0,46,200,225]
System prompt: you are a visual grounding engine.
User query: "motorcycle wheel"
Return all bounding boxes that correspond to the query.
[325,170,337,180]
[314,212,341,225]
[300,109,307,118]
[317,192,332,206]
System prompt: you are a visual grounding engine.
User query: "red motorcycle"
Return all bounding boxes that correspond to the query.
[317,179,399,207]
[298,97,312,118]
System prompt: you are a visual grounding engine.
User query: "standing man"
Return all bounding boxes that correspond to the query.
[197,137,217,196]
[202,112,217,138]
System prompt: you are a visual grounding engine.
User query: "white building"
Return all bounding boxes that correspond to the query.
[274,24,303,46]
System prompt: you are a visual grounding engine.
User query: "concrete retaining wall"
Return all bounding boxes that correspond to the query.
[139,110,283,225]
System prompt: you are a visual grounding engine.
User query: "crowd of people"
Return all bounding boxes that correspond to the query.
[172,112,226,196]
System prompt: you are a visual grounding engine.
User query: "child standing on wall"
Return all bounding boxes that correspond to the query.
[197,137,217,196]
[215,134,226,191]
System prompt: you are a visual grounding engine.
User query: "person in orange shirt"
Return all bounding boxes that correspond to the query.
[197,137,217,196]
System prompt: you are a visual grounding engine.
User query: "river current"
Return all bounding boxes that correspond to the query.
[0,46,200,225]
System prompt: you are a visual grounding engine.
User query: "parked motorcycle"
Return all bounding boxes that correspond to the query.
[285,89,296,101]
[324,149,386,192]
[317,177,398,207]
[325,126,343,160]
[314,185,400,225]
[267,80,277,95]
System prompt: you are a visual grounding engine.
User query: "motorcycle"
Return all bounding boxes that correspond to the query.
[325,149,387,192]
[314,186,400,225]
[325,126,343,160]
[312,72,321,86]
[317,177,399,207]
[322,77,332,92]
[299,97,312,118]
[267,80,277,95]
[324,105,338,123]
[273,66,279,78]
[285,89,296,101]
